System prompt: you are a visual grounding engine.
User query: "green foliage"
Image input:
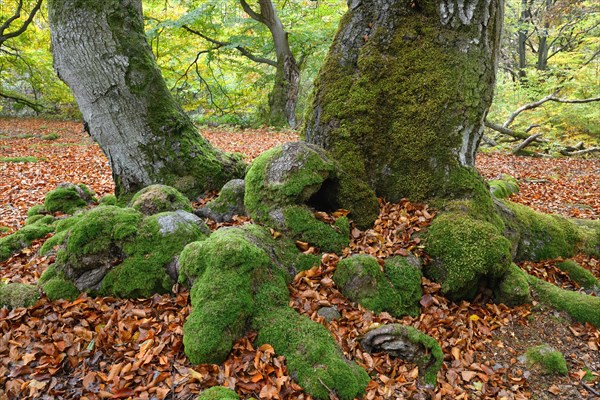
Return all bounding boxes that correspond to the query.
[527,274,600,327]
[0,283,40,309]
[197,387,239,400]
[525,344,568,375]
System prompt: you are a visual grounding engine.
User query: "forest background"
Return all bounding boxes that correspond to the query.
[0,0,598,152]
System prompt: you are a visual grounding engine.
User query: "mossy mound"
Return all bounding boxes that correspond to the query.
[129,184,192,215]
[527,274,600,327]
[98,194,117,206]
[556,260,600,292]
[424,211,512,300]
[498,201,599,261]
[38,265,80,301]
[0,283,40,308]
[197,387,239,400]
[0,216,55,261]
[525,344,568,375]
[245,142,377,243]
[44,183,96,215]
[494,264,531,306]
[333,254,422,317]
[44,206,209,299]
[489,175,519,199]
[195,179,246,222]
[27,204,47,217]
[181,226,368,400]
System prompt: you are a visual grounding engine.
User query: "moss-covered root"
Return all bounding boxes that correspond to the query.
[44,183,96,215]
[197,386,239,400]
[0,215,54,262]
[527,274,600,327]
[0,283,40,309]
[255,307,370,400]
[556,260,600,291]
[525,344,568,375]
[361,324,443,387]
[494,263,531,306]
[333,254,422,317]
[498,200,600,261]
[424,212,512,300]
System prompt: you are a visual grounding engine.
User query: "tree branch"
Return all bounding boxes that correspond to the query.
[512,133,543,154]
[0,89,43,113]
[239,0,265,23]
[0,0,43,48]
[182,26,277,67]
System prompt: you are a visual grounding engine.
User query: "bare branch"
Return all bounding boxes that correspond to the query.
[182,25,277,67]
[560,147,600,157]
[0,89,43,113]
[503,92,558,128]
[239,0,265,23]
[512,133,543,154]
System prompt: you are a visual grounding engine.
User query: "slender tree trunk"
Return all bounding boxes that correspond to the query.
[518,0,528,78]
[241,0,300,127]
[304,0,503,205]
[49,0,243,199]
[536,0,552,70]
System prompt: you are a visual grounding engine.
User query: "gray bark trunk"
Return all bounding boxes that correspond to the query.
[304,0,503,204]
[517,0,528,77]
[49,0,243,199]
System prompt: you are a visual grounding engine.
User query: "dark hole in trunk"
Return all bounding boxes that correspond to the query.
[306,178,340,212]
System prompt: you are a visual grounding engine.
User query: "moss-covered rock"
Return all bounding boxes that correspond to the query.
[527,274,600,327]
[44,206,208,299]
[494,263,531,306]
[99,194,117,206]
[182,226,368,399]
[498,201,599,261]
[489,175,519,199]
[333,254,421,317]
[555,260,600,292]
[44,183,96,215]
[245,141,378,235]
[129,184,192,215]
[424,212,512,300]
[195,179,245,222]
[0,283,40,308]
[27,204,47,217]
[197,387,239,400]
[525,344,568,375]
[0,216,55,261]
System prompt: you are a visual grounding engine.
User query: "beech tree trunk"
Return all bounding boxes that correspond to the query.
[48,0,243,199]
[304,0,503,204]
[241,0,300,127]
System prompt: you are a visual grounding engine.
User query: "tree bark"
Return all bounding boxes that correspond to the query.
[304,0,504,204]
[241,0,300,127]
[48,0,243,199]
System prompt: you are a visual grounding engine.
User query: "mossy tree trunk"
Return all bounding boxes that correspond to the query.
[240,0,300,128]
[304,0,503,202]
[48,0,244,200]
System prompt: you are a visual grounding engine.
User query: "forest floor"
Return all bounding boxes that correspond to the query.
[0,118,599,400]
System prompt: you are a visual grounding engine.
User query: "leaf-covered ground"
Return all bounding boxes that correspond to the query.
[1,118,599,399]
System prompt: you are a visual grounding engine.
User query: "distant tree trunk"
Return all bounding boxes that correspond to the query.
[536,0,552,70]
[518,0,529,78]
[304,0,503,204]
[48,0,243,199]
[241,0,300,127]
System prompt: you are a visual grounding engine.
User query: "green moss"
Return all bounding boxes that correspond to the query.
[0,156,40,163]
[283,206,349,253]
[99,194,117,206]
[333,254,421,317]
[183,226,368,399]
[525,345,568,375]
[129,184,192,215]
[197,387,239,400]
[254,307,370,400]
[527,274,600,327]
[303,10,497,205]
[39,214,85,255]
[0,283,40,309]
[489,175,519,199]
[500,201,593,261]
[100,211,209,298]
[42,276,80,301]
[556,260,600,291]
[44,184,96,215]
[0,217,55,262]
[425,212,511,300]
[27,204,47,217]
[41,133,60,140]
[25,215,45,225]
[494,264,531,306]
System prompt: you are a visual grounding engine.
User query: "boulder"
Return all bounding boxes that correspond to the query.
[129,184,192,215]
